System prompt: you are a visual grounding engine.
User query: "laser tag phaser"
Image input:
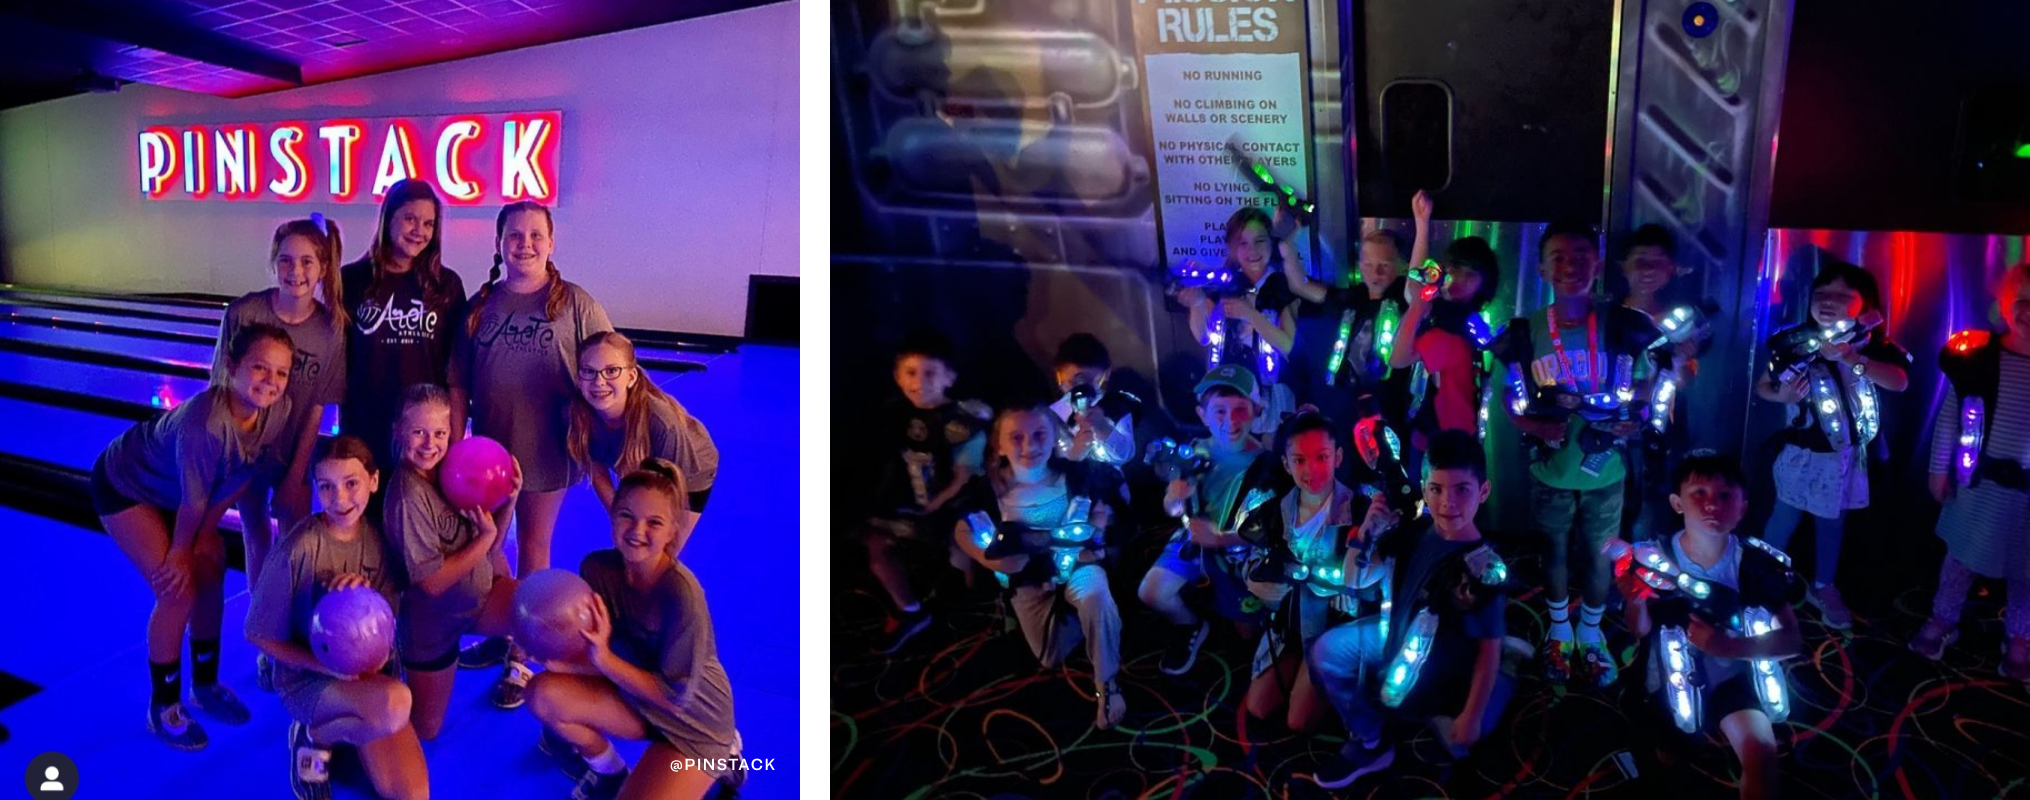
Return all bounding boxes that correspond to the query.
[1353,415,1420,518]
[1166,259,1247,301]
[1647,301,1722,351]
[1603,538,1796,732]
[1406,258,1446,302]
[1225,134,1315,224]
[1503,353,1640,475]
[1768,310,1883,385]
[966,496,1103,583]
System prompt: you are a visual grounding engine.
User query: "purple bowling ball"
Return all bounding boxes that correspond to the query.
[310,587,396,678]
[513,569,597,663]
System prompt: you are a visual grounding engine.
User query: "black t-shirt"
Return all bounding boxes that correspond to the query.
[339,257,468,456]
[874,398,987,517]
[1383,520,1507,705]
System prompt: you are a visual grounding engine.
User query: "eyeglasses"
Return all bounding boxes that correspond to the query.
[578,365,629,382]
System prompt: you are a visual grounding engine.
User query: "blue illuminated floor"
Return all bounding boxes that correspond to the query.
[0,333,801,798]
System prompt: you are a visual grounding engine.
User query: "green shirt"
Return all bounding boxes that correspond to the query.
[1515,306,1656,490]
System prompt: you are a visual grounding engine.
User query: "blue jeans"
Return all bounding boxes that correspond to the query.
[1308,616,1513,746]
[1761,500,1844,587]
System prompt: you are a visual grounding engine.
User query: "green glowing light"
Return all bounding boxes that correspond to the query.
[2014,143,2030,159]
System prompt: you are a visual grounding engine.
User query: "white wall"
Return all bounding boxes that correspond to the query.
[0,2,798,337]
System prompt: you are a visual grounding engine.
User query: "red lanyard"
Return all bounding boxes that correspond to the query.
[1547,303,1600,394]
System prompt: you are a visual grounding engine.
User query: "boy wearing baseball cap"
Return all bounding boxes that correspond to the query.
[1137,365,1290,675]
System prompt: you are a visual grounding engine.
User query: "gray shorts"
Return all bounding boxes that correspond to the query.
[278,671,343,724]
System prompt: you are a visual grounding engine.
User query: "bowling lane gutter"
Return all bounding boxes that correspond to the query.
[0,336,209,382]
[1,304,706,376]
[2,311,215,347]
[0,285,740,356]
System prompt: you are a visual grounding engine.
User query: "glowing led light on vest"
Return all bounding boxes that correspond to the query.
[1958,397,1985,486]
[1739,606,1789,723]
[1326,309,1354,381]
[1506,363,1530,416]
[1380,609,1438,708]
[1659,625,1701,733]
[1649,371,1677,433]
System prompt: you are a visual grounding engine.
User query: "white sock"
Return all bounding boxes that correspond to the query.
[1578,604,1606,645]
[584,743,626,775]
[1547,598,1574,643]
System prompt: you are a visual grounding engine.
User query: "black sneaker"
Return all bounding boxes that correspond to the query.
[1158,621,1209,676]
[1309,737,1395,790]
[540,727,591,782]
[875,607,932,655]
[148,701,208,750]
[290,721,333,800]
[457,635,512,670]
[189,683,252,725]
[571,766,631,800]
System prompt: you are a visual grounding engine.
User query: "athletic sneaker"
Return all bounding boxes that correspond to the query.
[1807,584,1854,630]
[540,728,592,782]
[148,701,208,750]
[189,683,252,725]
[256,654,277,694]
[1541,637,1576,684]
[2005,638,2030,683]
[1309,737,1395,790]
[875,607,933,655]
[1578,639,1618,688]
[290,721,333,800]
[571,765,631,800]
[1908,618,1957,661]
[1158,621,1210,676]
[492,659,534,709]
[458,635,512,669]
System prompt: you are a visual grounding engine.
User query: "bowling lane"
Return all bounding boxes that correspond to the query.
[0,301,219,337]
[0,352,204,408]
[0,398,132,468]
[0,321,212,365]
[6,291,724,360]
[0,316,708,385]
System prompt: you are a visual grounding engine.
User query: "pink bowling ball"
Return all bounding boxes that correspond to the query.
[441,435,515,511]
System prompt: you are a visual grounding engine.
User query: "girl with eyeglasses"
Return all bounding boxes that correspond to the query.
[567,331,719,536]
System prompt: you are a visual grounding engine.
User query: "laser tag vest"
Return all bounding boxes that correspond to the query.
[1237,482,1361,598]
[1640,534,1797,732]
[1763,324,1906,454]
[1054,389,1144,464]
[1939,330,2010,487]
[1373,524,1514,709]
[1208,269,1299,386]
[1406,301,1498,440]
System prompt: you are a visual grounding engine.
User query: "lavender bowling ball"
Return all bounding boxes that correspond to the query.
[309,587,396,678]
[513,569,598,663]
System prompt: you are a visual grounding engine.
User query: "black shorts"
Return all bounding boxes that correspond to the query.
[90,453,141,517]
[689,486,713,514]
[1647,671,1766,743]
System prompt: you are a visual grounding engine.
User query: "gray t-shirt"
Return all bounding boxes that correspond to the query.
[245,514,399,695]
[579,549,738,763]
[588,394,719,493]
[101,386,294,510]
[386,466,492,623]
[1664,532,1745,687]
[212,290,348,471]
[452,279,614,492]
